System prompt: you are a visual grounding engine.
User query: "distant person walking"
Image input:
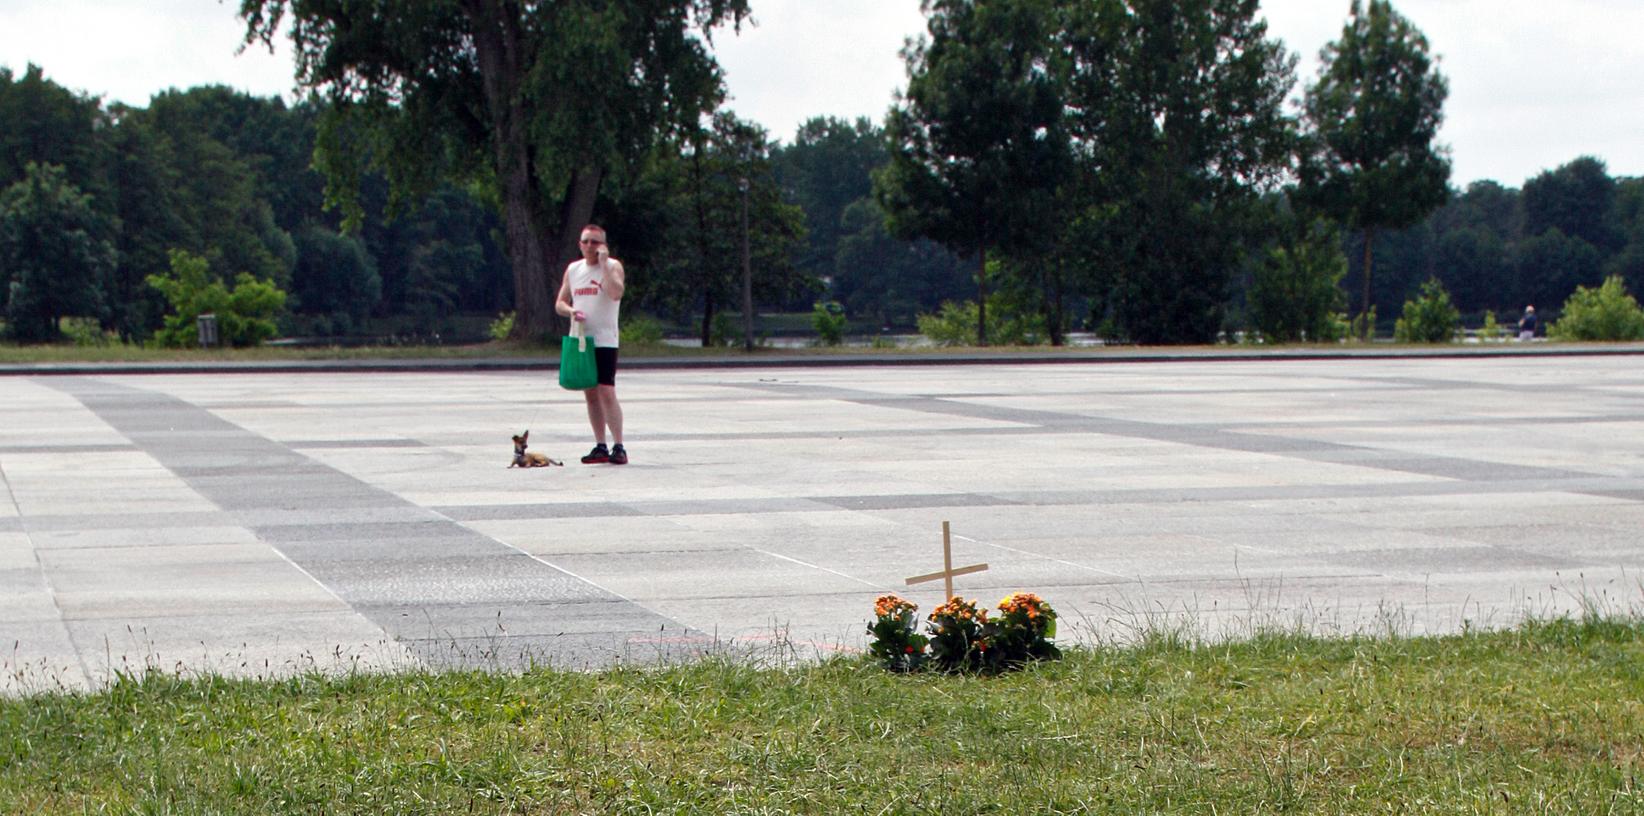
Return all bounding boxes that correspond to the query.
[1518,305,1537,341]
[556,224,628,465]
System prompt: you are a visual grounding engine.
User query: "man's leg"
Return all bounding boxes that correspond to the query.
[600,385,623,446]
[584,390,606,443]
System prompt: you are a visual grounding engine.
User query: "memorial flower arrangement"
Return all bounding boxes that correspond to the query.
[927,595,992,672]
[865,592,1060,674]
[992,592,1061,663]
[867,594,928,672]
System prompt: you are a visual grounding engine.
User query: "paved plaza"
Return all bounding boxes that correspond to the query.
[4,353,1644,692]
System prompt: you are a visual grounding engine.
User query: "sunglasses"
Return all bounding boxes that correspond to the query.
[580,237,605,245]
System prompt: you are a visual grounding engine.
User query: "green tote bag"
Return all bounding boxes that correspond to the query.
[558,320,598,391]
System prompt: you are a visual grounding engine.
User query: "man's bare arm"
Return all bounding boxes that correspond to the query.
[555,267,576,317]
[606,259,625,300]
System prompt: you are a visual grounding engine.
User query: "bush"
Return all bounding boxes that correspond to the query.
[1550,275,1644,341]
[146,249,287,348]
[620,314,665,346]
[1349,306,1377,342]
[1393,278,1459,343]
[709,312,740,347]
[811,301,846,346]
[1476,310,1503,341]
[1249,220,1348,343]
[488,311,514,342]
[59,317,118,347]
[916,300,1045,347]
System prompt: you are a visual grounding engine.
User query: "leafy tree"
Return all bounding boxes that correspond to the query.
[637,114,810,346]
[833,197,967,328]
[146,249,286,348]
[1434,225,1508,313]
[1061,0,1297,344]
[773,117,887,285]
[1550,275,1644,341]
[240,0,751,340]
[1440,180,1521,241]
[1610,179,1644,294]
[0,163,114,342]
[1392,276,1459,343]
[125,90,297,289]
[289,225,381,332]
[0,65,109,196]
[126,86,326,233]
[1299,0,1451,339]
[1345,218,1438,321]
[1250,219,1348,342]
[103,104,185,340]
[1513,228,1602,313]
[877,0,1068,345]
[1522,156,1619,254]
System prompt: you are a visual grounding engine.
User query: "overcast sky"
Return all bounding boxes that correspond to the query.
[3,0,1641,188]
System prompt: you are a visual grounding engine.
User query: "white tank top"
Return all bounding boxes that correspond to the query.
[566,259,620,348]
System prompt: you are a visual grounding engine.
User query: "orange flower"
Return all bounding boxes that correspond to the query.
[875,594,917,619]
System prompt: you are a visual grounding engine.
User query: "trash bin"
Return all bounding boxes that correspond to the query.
[196,313,219,348]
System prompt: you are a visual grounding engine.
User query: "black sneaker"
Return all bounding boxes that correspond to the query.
[609,444,628,465]
[581,443,609,464]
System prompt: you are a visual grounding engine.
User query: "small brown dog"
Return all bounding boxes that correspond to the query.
[509,430,562,468]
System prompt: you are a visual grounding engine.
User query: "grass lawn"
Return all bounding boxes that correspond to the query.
[3,616,1641,813]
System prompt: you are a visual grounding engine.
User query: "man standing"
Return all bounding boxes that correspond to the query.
[556,224,628,464]
[1518,305,1537,341]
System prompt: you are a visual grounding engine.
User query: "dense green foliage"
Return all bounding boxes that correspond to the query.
[146,250,287,348]
[1299,0,1452,339]
[880,0,1296,346]
[3,618,1641,812]
[1249,219,1349,343]
[627,113,811,346]
[0,162,115,341]
[810,301,846,346]
[1549,275,1644,341]
[877,0,1068,346]
[774,117,967,328]
[1392,277,1460,343]
[239,0,753,340]
[917,298,1045,347]
[4,2,1643,349]
[1065,0,1297,345]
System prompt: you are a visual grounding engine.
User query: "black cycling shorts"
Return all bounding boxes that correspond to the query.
[594,347,619,386]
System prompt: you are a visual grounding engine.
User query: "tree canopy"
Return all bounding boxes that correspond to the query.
[0,162,115,341]
[240,0,751,340]
[877,0,1068,345]
[1299,0,1450,337]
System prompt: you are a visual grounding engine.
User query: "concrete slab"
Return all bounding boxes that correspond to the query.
[4,354,1644,691]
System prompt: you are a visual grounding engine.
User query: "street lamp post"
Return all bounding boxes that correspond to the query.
[739,177,753,352]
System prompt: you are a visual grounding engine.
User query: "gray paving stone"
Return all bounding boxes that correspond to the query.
[5,354,1644,691]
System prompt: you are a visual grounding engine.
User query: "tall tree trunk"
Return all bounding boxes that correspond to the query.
[686,136,715,348]
[1047,262,1065,347]
[700,295,716,347]
[547,166,603,334]
[465,1,556,340]
[1360,227,1376,341]
[975,247,988,347]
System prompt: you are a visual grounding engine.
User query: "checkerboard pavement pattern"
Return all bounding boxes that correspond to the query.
[5,355,1643,692]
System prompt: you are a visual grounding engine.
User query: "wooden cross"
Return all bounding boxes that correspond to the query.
[904,521,988,601]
